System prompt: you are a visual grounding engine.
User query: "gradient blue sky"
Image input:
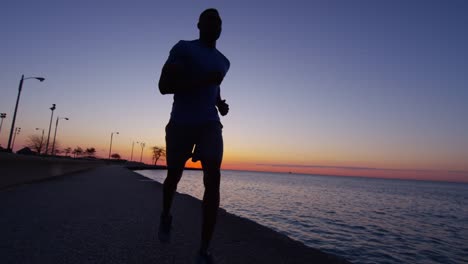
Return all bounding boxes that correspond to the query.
[1,0,467,181]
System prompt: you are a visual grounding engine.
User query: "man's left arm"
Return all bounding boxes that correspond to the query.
[216,57,230,116]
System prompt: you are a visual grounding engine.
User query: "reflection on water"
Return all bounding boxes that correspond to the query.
[136,170,468,264]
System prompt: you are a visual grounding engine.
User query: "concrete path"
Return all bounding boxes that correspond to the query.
[0,166,349,263]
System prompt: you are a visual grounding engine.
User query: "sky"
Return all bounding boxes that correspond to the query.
[1,0,467,182]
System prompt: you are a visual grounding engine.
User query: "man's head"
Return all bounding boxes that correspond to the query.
[198,8,222,43]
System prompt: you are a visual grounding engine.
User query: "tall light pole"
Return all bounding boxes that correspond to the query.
[0,113,6,136]
[7,75,45,152]
[51,116,69,155]
[108,131,119,159]
[11,127,21,151]
[139,142,146,163]
[44,104,56,155]
[35,128,45,154]
[131,141,138,161]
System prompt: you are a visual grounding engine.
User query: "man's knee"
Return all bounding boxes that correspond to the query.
[202,169,220,193]
[204,180,220,194]
[164,168,184,188]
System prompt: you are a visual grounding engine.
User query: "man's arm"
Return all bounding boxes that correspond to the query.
[158,41,197,95]
[158,41,226,95]
[158,63,185,95]
[159,66,224,95]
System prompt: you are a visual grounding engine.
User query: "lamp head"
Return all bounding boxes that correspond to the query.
[36,77,45,82]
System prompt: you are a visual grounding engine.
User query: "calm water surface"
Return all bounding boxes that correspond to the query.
[136,170,468,264]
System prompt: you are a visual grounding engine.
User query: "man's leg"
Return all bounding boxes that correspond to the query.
[159,122,192,242]
[162,167,184,216]
[197,122,223,253]
[200,161,221,252]
[162,122,193,216]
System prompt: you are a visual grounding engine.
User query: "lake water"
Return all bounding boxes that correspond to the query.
[136,170,468,264]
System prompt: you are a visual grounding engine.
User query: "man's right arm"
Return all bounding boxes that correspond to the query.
[158,41,225,95]
[158,63,184,95]
[158,41,187,95]
[159,65,224,95]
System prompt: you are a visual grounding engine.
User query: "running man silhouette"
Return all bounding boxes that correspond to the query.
[157,8,230,263]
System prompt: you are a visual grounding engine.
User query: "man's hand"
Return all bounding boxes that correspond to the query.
[217,99,229,116]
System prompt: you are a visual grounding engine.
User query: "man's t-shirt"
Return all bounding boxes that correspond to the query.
[165,39,230,124]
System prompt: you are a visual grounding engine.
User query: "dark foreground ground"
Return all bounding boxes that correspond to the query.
[0,163,350,263]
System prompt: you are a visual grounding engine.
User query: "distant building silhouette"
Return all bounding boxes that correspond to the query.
[17,147,37,155]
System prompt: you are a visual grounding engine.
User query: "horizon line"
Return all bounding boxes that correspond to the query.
[254,163,468,175]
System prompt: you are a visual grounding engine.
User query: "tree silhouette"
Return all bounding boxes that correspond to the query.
[151,146,166,165]
[72,147,83,158]
[111,153,121,159]
[64,147,72,156]
[25,135,44,154]
[85,147,96,157]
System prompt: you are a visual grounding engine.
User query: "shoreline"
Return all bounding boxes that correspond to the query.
[125,164,468,185]
[0,152,201,190]
[0,154,351,263]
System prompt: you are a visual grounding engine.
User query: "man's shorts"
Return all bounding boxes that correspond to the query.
[165,121,223,169]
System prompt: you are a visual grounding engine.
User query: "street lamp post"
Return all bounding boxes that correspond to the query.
[131,141,138,161]
[35,128,45,154]
[108,131,119,159]
[11,127,21,151]
[139,142,146,163]
[51,116,69,155]
[7,75,45,152]
[0,113,6,136]
[44,104,56,155]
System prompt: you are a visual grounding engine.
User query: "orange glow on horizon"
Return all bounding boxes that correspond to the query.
[9,138,468,183]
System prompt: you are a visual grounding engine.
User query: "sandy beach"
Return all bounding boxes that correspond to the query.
[0,155,350,263]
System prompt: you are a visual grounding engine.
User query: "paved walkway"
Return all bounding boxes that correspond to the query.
[0,166,349,263]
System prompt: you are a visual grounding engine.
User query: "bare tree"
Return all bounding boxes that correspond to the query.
[151,146,166,165]
[111,153,121,159]
[25,135,44,154]
[72,147,83,158]
[64,147,72,156]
